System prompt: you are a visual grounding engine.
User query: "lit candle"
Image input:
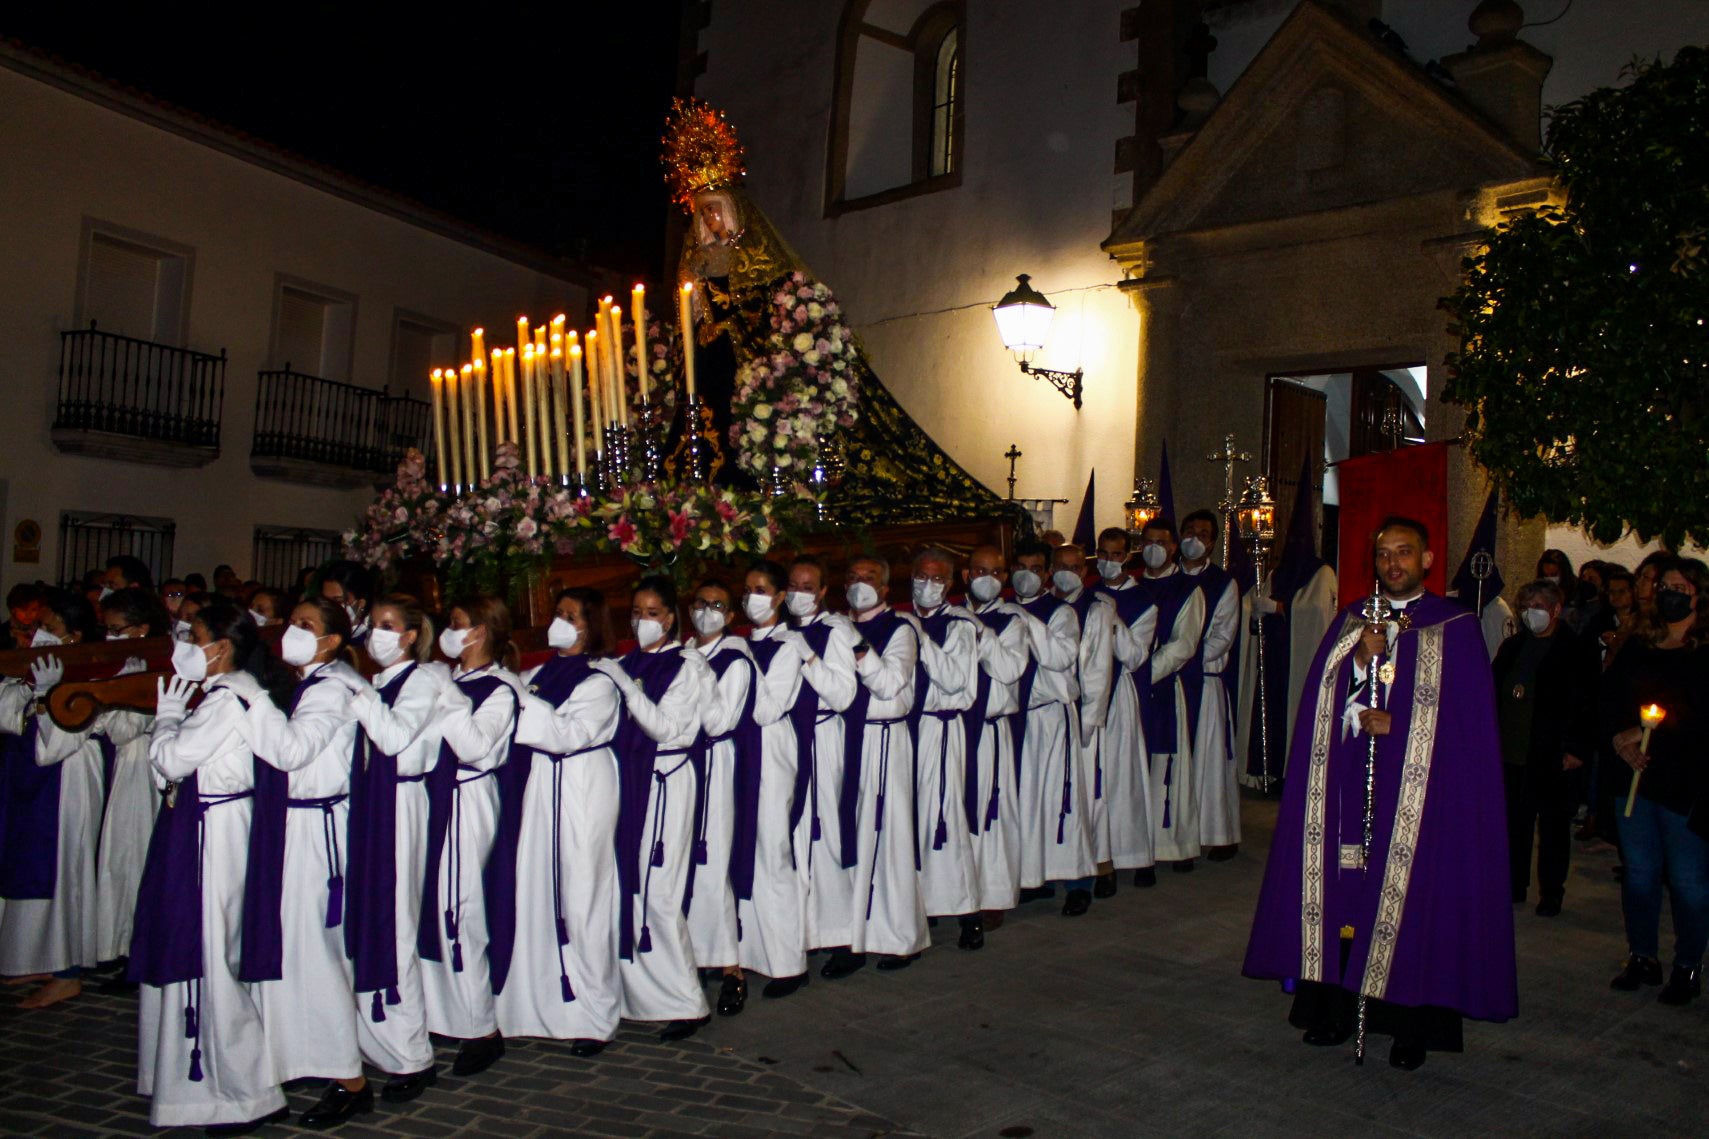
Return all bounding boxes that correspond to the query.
[445,366,465,491]
[570,342,587,484]
[544,346,564,478]
[521,344,539,477]
[503,348,520,445]
[678,282,697,399]
[429,369,448,489]
[473,356,490,480]
[516,315,530,363]
[1627,704,1668,816]
[471,327,486,370]
[489,349,506,445]
[609,304,627,428]
[460,364,477,485]
[632,284,649,404]
[587,329,604,449]
[552,341,569,479]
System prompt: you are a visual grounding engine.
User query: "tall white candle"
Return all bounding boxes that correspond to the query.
[570,343,587,483]
[678,283,697,399]
[459,364,477,486]
[430,369,448,489]
[445,367,465,491]
[632,285,649,404]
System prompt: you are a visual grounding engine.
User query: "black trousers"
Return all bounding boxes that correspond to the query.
[1503,762,1577,902]
[1289,980,1464,1052]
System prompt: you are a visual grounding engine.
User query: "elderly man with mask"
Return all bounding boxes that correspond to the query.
[1179,509,1243,859]
[821,556,924,978]
[1135,519,1207,872]
[1493,580,1598,916]
[961,545,1030,929]
[998,538,1091,915]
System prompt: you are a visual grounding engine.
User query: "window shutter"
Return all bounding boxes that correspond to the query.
[85,235,161,340]
[277,288,328,375]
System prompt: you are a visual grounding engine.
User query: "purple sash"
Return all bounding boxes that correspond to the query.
[912,609,981,841]
[1135,572,1199,756]
[344,664,415,1008]
[1186,565,1238,746]
[613,647,690,959]
[239,676,324,984]
[703,644,762,902]
[966,608,1016,829]
[839,610,912,870]
[0,725,60,899]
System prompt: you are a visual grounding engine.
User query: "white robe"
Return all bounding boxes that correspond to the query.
[907,608,978,918]
[847,609,925,957]
[967,600,1028,910]
[507,658,623,1042]
[685,636,754,969]
[1184,569,1241,848]
[351,659,450,1075]
[1236,564,1338,784]
[796,612,859,951]
[93,708,156,964]
[245,659,365,1083]
[1066,591,1116,868]
[0,680,102,976]
[1141,569,1205,863]
[137,672,285,1129]
[1010,597,1092,886]
[617,644,712,1024]
[740,625,809,980]
[1102,580,1158,870]
[421,664,517,1039]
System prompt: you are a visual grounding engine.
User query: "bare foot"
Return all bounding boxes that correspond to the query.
[1,973,50,987]
[19,977,81,1008]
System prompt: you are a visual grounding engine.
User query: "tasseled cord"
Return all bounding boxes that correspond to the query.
[185,981,204,1081]
[1162,755,1174,830]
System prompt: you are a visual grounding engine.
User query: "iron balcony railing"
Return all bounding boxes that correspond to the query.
[55,322,225,449]
[252,367,432,475]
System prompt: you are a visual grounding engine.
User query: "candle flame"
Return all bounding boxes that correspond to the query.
[1641,703,1667,726]
[461,364,472,376]
[570,344,582,358]
[681,282,694,293]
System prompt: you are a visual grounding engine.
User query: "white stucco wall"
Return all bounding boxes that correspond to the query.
[0,64,588,584]
[697,1,1141,532]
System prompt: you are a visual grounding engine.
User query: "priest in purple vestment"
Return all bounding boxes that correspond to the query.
[1243,516,1516,1071]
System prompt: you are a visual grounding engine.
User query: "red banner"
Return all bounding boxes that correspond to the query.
[1335,441,1450,610]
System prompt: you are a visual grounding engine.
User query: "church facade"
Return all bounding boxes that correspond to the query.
[691,0,1709,579]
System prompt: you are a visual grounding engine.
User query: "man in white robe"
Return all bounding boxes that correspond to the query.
[1049,544,1114,909]
[1094,527,1160,888]
[962,546,1029,928]
[1179,509,1243,858]
[1134,519,1206,872]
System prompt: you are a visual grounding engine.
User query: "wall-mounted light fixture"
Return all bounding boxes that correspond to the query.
[992,274,1083,409]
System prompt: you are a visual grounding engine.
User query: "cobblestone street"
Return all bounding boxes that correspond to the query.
[2,796,1705,1138]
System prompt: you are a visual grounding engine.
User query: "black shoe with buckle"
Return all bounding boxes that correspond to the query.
[299,1082,374,1130]
[716,973,747,1016]
[380,1066,437,1103]
[1610,955,1664,990]
[957,914,984,951]
[1061,889,1091,917]
[1658,965,1702,1006]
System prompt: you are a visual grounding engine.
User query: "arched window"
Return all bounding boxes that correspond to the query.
[827,1,965,215]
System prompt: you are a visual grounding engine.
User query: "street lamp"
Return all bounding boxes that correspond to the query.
[1236,475,1278,793]
[1124,476,1161,542]
[992,274,1083,409]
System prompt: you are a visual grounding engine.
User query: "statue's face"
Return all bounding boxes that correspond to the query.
[693,191,740,247]
[700,199,727,235]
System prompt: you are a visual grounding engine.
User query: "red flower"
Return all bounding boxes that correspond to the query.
[714,499,738,522]
[608,516,637,545]
[668,510,692,542]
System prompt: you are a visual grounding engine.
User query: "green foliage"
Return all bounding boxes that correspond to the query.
[1441,46,1709,549]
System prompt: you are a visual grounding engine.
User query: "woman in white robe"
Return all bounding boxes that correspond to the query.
[506,587,623,1055]
[591,574,713,1042]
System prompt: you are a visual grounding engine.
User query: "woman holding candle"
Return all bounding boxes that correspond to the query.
[1602,557,1709,1005]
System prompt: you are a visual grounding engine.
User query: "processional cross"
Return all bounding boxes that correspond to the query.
[1005,444,1022,500]
[1204,434,1251,568]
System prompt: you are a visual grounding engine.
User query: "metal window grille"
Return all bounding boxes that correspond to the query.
[252,525,343,591]
[57,511,176,588]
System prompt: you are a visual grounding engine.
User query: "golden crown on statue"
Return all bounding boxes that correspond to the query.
[661,97,747,212]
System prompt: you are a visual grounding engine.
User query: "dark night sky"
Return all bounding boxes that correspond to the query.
[3,5,686,282]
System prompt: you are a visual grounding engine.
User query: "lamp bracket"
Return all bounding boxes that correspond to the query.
[1018,361,1083,409]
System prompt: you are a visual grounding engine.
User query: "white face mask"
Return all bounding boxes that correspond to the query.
[368,627,406,667]
[30,628,62,648]
[1521,607,1551,635]
[98,586,114,602]
[1011,569,1042,599]
[173,619,194,643]
[692,608,727,637]
[280,624,322,667]
[248,609,270,627]
[912,578,946,610]
[744,593,777,624]
[968,575,1002,603]
[1052,569,1083,596]
[1097,558,1126,581]
[344,603,362,628]
[1141,544,1169,570]
[785,590,819,619]
[546,617,581,650]
[171,638,209,682]
[438,626,470,661]
[633,617,667,647]
[846,581,880,612]
[1180,536,1208,562]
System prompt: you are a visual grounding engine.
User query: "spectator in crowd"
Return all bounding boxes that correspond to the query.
[1566,560,1609,636]
[1040,530,1066,549]
[317,560,378,646]
[101,555,154,596]
[158,578,187,619]
[248,587,285,627]
[5,583,44,648]
[183,573,207,594]
[1493,581,1599,916]
[212,565,242,599]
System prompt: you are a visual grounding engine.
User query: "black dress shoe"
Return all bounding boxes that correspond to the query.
[1611,955,1664,991]
[1301,1025,1352,1047]
[1658,965,1702,1006]
[281,1077,320,1092]
[957,915,984,951]
[1534,896,1562,917]
[1389,1042,1426,1071]
[300,1082,374,1129]
[1171,859,1196,873]
[1092,872,1117,899]
[1061,889,1091,917]
[876,953,919,971]
[716,973,747,1016]
[451,1033,506,1077]
[762,973,808,999]
[819,950,867,980]
[658,1016,710,1042]
[380,1066,437,1103]
[1018,886,1055,904]
[1206,845,1238,862]
[205,1106,292,1136]
[1132,867,1157,888]
[569,1038,608,1057]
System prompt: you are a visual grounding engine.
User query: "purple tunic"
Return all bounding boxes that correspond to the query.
[1242,592,1518,1022]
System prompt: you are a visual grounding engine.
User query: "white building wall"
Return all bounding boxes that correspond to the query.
[0,64,588,584]
[697,1,1141,532]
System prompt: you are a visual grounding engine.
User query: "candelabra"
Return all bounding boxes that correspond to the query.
[668,393,722,484]
[603,424,633,487]
[635,402,667,483]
